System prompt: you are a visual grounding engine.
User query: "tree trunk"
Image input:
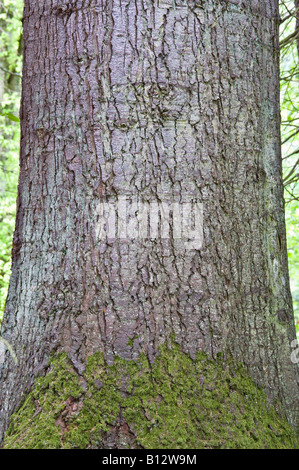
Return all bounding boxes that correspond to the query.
[0,0,298,449]
[295,0,299,57]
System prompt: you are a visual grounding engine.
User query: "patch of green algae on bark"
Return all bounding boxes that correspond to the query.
[3,342,298,449]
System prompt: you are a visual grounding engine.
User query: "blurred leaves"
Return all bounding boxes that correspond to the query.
[0,0,22,321]
[280,1,299,334]
[0,110,19,122]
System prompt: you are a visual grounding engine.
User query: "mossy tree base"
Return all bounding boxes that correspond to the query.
[2,343,297,449]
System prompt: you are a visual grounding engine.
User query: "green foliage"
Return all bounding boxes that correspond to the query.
[280,1,299,335]
[286,201,299,332]
[0,0,23,73]
[0,111,19,122]
[0,0,22,320]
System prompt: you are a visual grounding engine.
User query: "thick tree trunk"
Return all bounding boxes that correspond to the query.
[0,0,298,448]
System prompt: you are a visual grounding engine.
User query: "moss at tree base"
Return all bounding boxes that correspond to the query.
[2,342,298,449]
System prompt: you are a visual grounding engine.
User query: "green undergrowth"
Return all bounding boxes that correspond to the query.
[2,342,298,449]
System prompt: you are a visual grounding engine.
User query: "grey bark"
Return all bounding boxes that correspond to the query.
[0,0,298,442]
[295,0,299,57]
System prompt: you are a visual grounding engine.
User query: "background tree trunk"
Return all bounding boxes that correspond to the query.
[0,0,298,448]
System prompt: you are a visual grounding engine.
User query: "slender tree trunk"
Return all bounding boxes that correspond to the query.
[0,0,298,448]
[295,0,299,57]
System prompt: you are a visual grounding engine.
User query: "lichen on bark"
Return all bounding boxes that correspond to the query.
[3,342,297,449]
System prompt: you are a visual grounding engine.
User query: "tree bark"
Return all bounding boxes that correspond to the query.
[0,0,298,448]
[295,0,299,57]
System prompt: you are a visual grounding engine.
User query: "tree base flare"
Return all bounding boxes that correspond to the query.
[2,343,298,449]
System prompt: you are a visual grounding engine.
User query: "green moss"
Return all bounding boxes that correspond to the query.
[2,342,298,449]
